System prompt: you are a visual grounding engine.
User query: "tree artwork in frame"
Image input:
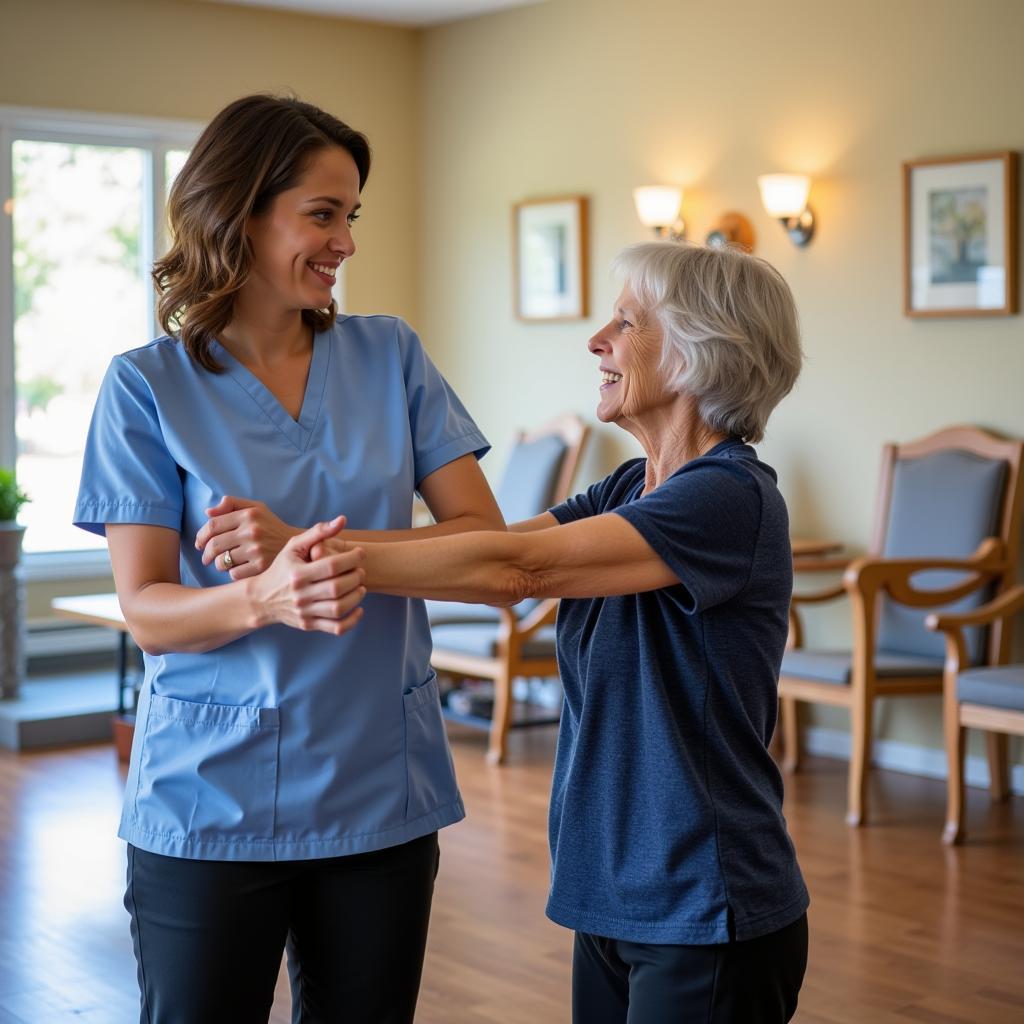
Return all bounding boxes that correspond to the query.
[514,196,589,321]
[903,151,1019,317]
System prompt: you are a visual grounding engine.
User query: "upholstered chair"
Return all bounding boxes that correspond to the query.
[926,584,1024,844]
[779,426,1023,826]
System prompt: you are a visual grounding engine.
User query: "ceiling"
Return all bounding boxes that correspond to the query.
[202,0,545,27]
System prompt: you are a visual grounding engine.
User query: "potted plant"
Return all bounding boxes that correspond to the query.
[0,469,29,700]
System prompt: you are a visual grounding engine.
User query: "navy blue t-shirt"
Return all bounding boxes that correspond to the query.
[547,438,808,944]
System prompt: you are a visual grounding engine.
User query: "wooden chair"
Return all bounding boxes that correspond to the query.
[427,413,589,764]
[779,425,1024,826]
[927,584,1024,844]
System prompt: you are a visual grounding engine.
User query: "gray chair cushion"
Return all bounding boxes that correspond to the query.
[495,434,567,525]
[430,623,558,660]
[781,648,945,685]
[877,450,1006,664]
[957,666,1024,712]
[425,598,541,626]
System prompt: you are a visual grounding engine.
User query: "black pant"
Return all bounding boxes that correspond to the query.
[124,833,440,1024]
[572,912,808,1024]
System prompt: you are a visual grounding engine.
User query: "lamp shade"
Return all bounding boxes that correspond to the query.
[757,174,811,218]
[632,185,682,227]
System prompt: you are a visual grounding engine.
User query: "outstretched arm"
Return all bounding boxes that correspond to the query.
[357,513,677,605]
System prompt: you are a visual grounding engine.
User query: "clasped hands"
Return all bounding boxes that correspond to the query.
[194,496,364,637]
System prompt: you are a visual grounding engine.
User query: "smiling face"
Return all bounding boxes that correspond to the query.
[243,145,362,313]
[588,287,676,425]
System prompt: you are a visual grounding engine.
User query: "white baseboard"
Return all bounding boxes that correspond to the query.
[804,725,1024,797]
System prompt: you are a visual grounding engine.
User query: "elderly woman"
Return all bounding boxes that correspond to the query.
[349,241,807,1023]
[201,241,809,1022]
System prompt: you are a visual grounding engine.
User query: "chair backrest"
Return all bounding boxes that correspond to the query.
[871,426,1024,665]
[495,413,589,524]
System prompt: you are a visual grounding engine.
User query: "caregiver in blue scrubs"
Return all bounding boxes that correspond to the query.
[73,94,502,1024]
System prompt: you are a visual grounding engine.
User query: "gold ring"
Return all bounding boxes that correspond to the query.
[223,549,234,569]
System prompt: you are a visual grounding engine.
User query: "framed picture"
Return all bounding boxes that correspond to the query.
[513,196,589,321]
[903,151,1019,317]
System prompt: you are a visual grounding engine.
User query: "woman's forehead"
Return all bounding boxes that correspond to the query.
[296,146,360,196]
[615,286,641,316]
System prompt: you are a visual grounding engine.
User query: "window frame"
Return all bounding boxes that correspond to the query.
[0,105,201,580]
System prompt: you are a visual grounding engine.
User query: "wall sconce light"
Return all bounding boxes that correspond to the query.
[757,173,815,246]
[633,185,685,241]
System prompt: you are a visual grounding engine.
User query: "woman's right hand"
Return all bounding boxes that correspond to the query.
[196,496,301,580]
[249,516,367,636]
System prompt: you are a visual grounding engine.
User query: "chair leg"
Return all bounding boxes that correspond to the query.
[985,731,1010,803]
[486,667,514,766]
[846,696,874,827]
[943,714,967,846]
[780,696,800,774]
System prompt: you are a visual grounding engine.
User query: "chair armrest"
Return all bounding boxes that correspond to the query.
[842,537,1005,609]
[792,555,854,574]
[791,583,847,605]
[925,583,1024,634]
[791,555,854,606]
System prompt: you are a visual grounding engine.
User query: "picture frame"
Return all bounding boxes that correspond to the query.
[513,196,589,321]
[903,151,1019,317]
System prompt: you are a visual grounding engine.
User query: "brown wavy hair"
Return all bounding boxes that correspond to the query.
[153,95,371,371]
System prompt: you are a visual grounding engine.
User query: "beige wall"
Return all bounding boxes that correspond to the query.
[0,0,420,616]
[417,0,1024,761]
[4,0,1022,769]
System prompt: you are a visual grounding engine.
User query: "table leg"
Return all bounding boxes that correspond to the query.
[116,632,128,717]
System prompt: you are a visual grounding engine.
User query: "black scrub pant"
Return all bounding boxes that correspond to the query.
[124,832,439,1024]
[572,912,808,1024]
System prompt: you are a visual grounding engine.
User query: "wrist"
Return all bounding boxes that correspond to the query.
[242,575,271,631]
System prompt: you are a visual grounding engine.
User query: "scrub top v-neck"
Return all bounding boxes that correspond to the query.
[208,333,328,453]
[74,314,489,862]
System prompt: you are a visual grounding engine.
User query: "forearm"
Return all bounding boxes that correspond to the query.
[113,518,361,655]
[359,513,679,603]
[361,530,532,605]
[342,509,505,545]
[121,579,264,656]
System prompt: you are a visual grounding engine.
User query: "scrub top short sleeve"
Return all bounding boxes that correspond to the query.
[74,356,184,536]
[397,319,489,486]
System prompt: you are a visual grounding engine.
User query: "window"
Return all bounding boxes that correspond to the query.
[0,108,199,576]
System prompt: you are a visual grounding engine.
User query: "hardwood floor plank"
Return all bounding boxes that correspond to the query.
[2,725,1021,1022]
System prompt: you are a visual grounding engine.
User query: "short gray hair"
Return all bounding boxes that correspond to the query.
[612,242,803,444]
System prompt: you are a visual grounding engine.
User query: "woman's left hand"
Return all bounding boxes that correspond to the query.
[195,496,302,579]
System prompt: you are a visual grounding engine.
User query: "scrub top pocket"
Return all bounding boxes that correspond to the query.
[403,671,458,820]
[133,693,280,844]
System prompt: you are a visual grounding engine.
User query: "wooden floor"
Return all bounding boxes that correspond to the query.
[1,724,1022,1023]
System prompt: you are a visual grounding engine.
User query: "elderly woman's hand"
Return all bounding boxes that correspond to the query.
[195,496,302,579]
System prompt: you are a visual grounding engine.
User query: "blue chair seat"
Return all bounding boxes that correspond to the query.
[781,648,945,685]
[430,623,558,660]
[957,666,1024,712]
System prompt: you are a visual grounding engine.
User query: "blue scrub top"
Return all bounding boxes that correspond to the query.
[73,315,489,862]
